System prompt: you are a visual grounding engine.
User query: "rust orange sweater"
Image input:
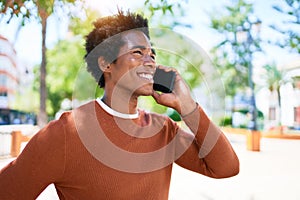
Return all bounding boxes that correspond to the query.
[0,100,239,199]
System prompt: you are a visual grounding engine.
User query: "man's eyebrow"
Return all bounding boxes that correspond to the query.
[130,45,156,55]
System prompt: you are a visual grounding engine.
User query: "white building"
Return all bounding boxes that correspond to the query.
[0,35,21,108]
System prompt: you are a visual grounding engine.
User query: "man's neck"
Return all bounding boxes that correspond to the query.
[101,92,138,115]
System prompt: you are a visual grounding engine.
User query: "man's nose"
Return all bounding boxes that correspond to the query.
[143,54,156,68]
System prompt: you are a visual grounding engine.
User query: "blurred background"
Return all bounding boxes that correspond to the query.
[0,0,300,199]
[0,0,300,132]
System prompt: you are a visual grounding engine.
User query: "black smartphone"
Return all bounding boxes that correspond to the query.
[153,68,176,93]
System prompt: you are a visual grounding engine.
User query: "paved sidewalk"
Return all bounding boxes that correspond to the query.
[1,133,300,200]
[170,133,300,200]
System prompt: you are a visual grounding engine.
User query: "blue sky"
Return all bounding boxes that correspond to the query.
[0,0,299,69]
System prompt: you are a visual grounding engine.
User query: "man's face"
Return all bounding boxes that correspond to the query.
[108,30,156,96]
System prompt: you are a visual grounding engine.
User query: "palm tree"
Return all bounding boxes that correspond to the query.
[0,0,83,127]
[260,64,290,129]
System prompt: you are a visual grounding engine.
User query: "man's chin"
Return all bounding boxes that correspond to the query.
[140,91,153,97]
[134,87,154,97]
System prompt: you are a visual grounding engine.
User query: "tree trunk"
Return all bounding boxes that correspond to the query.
[37,9,48,127]
[277,87,281,109]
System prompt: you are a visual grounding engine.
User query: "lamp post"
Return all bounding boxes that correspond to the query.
[237,18,261,131]
[236,18,262,151]
[247,36,257,131]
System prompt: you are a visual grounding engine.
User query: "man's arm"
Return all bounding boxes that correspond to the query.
[152,66,239,178]
[175,105,239,178]
[0,119,66,199]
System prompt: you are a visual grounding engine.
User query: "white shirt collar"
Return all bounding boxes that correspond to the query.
[96,98,139,119]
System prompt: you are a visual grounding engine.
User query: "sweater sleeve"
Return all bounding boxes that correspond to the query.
[0,119,66,199]
[175,105,239,178]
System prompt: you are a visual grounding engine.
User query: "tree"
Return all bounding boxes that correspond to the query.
[44,9,100,117]
[45,39,84,116]
[209,0,265,130]
[0,0,84,127]
[143,0,190,28]
[209,0,262,97]
[261,64,288,107]
[259,63,291,126]
[144,0,201,97]
[271,0,300,53]
[142,0,210,116]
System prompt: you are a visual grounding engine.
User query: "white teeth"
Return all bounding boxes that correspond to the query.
[138,73,153,81]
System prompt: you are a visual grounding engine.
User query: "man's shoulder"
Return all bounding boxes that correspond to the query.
[54,100,98,126]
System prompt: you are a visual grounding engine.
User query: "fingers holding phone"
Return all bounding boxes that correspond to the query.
[152,65,195,114]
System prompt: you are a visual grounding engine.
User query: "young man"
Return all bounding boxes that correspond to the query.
[0,10,239,199]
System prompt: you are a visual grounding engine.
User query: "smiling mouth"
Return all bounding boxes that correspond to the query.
[137,72,154,82]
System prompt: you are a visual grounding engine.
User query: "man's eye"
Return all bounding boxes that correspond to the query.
[133,50,143,55]
[151,55,156,60]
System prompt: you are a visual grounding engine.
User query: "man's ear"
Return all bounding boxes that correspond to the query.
[98,56,111,72]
